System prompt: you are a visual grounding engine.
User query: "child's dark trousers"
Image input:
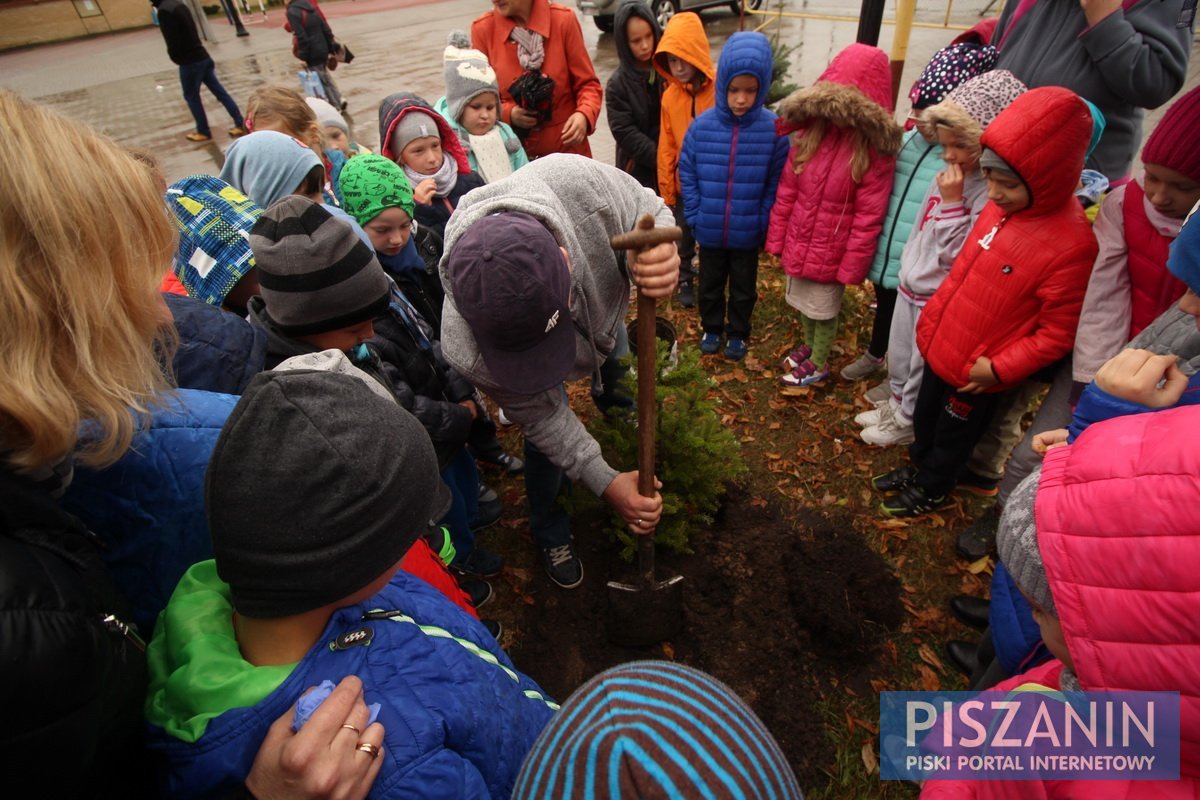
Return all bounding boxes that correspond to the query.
[909,364,1003,498]
[699,247,759,339]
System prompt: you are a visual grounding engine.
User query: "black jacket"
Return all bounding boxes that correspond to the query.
[286,0,335,67]
[154,0,208,65]
[605,0,662,190]
[0,468,148,795]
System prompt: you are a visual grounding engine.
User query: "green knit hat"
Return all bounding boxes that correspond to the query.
[337,154,415,225]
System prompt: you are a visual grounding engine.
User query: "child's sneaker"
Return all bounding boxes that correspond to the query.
[781,344,812,371]
[864,381,890,406]
[871,464,918,494]
[854,401,894,428]
[723,337,747,361]
[777,359,829,392]
[699,332,721,354]
[840,352,885,381]
[879,485,952,518]
[957,470,1000,497]
[861,415,915,447]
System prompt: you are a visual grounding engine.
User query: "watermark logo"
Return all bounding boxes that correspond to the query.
[880,690,1180,781]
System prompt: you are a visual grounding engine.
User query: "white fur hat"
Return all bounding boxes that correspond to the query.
[443,30,500,123]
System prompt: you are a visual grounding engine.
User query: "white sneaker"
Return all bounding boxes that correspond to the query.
[864,382,890,406]
[854,400,894,428]
[861,415,915,447]
[840,352,886,381]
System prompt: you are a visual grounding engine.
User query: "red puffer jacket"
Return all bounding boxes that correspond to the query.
[916,87,1098,390]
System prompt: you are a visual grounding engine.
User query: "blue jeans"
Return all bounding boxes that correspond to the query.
[179,57,244,136]
[439,449,481,560]
[526,325,632,550]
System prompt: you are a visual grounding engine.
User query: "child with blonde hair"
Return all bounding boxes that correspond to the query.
[246,85,347,203]
[767,43,902,389]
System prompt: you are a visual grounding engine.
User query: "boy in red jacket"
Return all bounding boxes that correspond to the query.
[872,87,1098,518]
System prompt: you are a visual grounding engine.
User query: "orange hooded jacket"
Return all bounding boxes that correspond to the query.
[654,12,715,206]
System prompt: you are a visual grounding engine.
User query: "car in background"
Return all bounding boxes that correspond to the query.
[579,0,762,33]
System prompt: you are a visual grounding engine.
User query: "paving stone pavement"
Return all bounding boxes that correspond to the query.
[1,0,1195,184]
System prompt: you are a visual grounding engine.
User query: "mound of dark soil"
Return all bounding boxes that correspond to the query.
[506,484,903,791]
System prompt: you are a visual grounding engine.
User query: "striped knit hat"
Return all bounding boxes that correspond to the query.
[249,196,390,336]
[512,661,803,799]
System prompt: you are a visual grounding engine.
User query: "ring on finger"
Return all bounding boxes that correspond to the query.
[356,742,381,759]
[340,724,360,735]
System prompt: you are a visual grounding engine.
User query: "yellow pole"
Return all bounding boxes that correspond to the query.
[889,0,918,106]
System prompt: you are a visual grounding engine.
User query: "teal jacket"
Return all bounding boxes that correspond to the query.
[866,129,943,289]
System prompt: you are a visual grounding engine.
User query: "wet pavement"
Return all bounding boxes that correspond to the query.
[1,0,1196,183]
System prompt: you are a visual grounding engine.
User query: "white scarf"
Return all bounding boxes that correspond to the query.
[468,129,514,183]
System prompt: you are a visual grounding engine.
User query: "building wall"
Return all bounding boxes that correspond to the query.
[0,0,154,50]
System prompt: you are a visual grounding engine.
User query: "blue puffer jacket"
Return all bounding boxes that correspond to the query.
[146,564,557,799]
[60,389,238,637]
[866,129,943,289]
[678,32,788,251]
[988,563,1050,677]
[164,292,266,395]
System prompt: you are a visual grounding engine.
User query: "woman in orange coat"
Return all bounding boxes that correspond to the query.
[472,0,603,160]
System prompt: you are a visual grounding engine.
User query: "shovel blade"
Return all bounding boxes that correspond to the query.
[605,574,685,648]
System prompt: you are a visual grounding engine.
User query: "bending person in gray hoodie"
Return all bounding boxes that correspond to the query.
[439,154,679,589]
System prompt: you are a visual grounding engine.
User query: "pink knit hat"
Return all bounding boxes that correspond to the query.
[1141,85,1200,183]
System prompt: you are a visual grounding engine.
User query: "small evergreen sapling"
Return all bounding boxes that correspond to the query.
[590,338,747,559]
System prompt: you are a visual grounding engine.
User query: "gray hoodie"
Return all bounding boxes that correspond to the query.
[994,0,1193,180]
[439,154,674,496]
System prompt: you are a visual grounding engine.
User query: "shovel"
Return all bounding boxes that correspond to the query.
[606,214,685,648]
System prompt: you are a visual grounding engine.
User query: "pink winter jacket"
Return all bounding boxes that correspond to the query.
[764,43,901,285]
[922,406,1200,799]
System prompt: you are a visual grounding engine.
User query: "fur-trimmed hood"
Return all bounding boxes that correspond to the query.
[775,43,902,156]
[925,69,1026,153]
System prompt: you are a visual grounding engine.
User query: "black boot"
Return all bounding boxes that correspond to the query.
[945,640,979,678]
[949,595,990,630]
[956,503,1001,561]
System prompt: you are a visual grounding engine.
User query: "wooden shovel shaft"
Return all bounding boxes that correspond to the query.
[636,290,657,499]
[636,290,657,585]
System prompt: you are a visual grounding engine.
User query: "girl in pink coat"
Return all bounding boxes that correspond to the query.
[921,405,1200,799]
[767,43,902,390]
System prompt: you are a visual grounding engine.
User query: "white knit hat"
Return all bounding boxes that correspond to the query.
[443,30,500,123]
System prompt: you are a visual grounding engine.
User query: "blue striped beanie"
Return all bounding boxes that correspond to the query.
[512,661,803,799]
[166,175,262,306]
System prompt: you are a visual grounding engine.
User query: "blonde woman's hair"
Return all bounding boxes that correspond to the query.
[0,90,175,471]
[247,85,322,151]
[790,118,873,184]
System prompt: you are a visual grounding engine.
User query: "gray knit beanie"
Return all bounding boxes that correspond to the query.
[389,110,443,156]
[207,369,452,618]
[979,147,1018,178]
[997,468,1055,616]
[250,196,390,336]
[443,30,500,123]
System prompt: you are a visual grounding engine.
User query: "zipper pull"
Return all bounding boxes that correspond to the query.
[102,613,146,653]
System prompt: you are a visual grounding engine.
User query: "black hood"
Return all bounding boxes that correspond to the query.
[613,0,661,70]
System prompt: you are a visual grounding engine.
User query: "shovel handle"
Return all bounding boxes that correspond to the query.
[637,290,656,498]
